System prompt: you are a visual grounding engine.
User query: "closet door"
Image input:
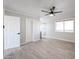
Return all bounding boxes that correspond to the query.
[26,18,40,42]
[26,18,33,42]
[4,15,20,49]
[32,19,40,41]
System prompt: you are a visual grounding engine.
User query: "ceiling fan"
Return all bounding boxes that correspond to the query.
[41,6,62,16]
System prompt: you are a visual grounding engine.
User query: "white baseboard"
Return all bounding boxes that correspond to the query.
[54,37,74,43]
[45,37,75,43]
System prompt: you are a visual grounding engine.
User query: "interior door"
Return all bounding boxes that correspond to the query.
[4,15,20,49]
[26,18,33,42]
[40,23,47,39]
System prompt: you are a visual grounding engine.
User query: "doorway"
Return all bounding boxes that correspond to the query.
[4,15,20,49]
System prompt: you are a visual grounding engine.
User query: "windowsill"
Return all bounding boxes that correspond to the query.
[55,31,75,33]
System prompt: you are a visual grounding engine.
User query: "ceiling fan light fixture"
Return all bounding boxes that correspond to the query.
[49,14,54,16]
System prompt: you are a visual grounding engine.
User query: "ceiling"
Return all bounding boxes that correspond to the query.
[4,0,75,18]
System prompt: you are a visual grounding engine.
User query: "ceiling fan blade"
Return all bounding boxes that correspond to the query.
[52,6,55,10]
[41,10,49,13]
[54,11,62,13]
[45,13,50,16]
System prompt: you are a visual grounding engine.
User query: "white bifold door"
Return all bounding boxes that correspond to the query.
[4,15,20,49]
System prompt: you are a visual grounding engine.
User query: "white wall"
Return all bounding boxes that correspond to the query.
[26,17,40,42]
[26,17,33,42]
[32,19,40,41]
[51,19,75,42]
[40,17,75,43]
[20,16,26,44]
[40,18,51,39]
[4,9,40,46]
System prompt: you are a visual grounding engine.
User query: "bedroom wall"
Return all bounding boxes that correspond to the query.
[26,17,40,42]
[32,18,40,41]
[41,16,75,43]
[26,17,33,42]
[4,9,40,46]
[40,0,75,43]
[51,18,75,42]
[20,16,26,44]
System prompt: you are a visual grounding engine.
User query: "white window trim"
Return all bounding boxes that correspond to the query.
[55,19,75,33]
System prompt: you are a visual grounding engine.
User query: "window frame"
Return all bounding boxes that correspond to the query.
[55,19,75,33]
[55,21,64,32]
[64,20,74,32]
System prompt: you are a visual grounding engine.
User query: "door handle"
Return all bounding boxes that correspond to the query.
[17,33,20,35]
[3,25,5,29]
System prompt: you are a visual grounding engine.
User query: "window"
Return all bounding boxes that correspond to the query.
[40,23,47,32]
[64,20,74,32]
[55,20,74,32]
[56,22,64,32]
